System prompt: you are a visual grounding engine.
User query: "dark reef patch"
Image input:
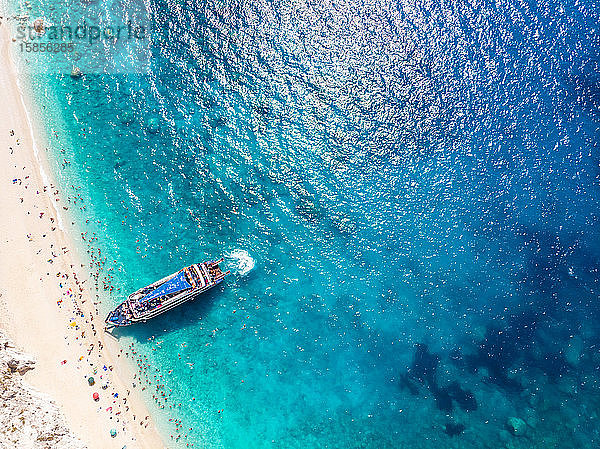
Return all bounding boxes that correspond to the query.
[402,344,477,415]
[532,352,571,381]
[409,343,440,386]
[444,422,465,437]
[445,381,477,411]
[432,386,454,413]
[465,311,539,391]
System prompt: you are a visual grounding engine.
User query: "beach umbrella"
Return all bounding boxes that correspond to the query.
[93,392,99,401]
[88,377,95,386]
[110,428,117,438]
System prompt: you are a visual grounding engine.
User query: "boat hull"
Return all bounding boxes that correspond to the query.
[105,260,229,328]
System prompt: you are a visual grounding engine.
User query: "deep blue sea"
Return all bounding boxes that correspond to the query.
[8,0,600,446]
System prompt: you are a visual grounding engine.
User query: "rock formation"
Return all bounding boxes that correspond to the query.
[0,331,85,449]
[70,67,83,79]
[506,416,527,436]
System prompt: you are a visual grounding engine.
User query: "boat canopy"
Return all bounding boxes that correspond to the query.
[140,270,191,303]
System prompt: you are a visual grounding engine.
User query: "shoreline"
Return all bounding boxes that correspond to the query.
[0,14,165,449]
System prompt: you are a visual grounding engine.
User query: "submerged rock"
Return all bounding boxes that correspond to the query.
[146,117,160,134]
[445,381,477,411]
[523,407,538,428]
[295,197,323,222]
[70,67,83,79]
[433,386,453,412]
[120,110,134,125]
[409,343,439,386]
[444,422,465,437]
[506,416,527,436]
[564,336,584,366]
[466,312,539,391]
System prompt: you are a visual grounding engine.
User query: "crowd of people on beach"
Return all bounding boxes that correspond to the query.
[10,126,200,447]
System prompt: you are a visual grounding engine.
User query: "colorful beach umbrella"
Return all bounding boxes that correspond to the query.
[88,377,95,386]
[110,428,117,438]
[92,392,99,401]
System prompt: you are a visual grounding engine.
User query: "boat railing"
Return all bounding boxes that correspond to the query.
[213,270,230,282]
[107,259,231,326]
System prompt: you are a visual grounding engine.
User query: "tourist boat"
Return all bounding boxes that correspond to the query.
[105,259,230,327]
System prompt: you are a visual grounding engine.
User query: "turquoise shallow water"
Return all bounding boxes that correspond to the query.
[8,0,600,446]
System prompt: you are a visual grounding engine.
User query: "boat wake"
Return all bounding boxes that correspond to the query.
[225,249,255,276]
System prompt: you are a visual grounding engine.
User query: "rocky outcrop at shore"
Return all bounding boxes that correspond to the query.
[0,331,86,449]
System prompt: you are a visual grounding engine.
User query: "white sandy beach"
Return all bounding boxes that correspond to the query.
[0,15,165,449]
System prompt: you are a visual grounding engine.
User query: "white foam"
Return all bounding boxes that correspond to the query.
[226,249,255,276]
[15,76,65,230]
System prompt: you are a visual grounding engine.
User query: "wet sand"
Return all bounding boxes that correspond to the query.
[0,17,166,449]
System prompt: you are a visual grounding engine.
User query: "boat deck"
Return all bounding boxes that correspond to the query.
[105,259,229,327]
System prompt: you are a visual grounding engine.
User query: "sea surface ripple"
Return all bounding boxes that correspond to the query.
[11,0,600,446]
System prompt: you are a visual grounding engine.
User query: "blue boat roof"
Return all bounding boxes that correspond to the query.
[140,270,191,303]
